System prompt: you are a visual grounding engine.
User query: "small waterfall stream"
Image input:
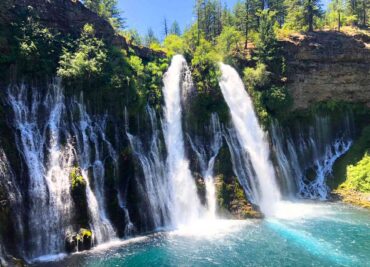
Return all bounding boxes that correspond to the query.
[0,147,24,256]
[219,63,281,215]
[271,115,353,199]
[127,106,171,228]
[71,99,116,244]
[188,114,222,219]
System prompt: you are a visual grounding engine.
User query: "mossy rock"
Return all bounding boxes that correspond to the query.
[333,189,370,209]
[69,167,89,227]
[215,175,262,219]
[70,167,86,192]
[65,228,93,253]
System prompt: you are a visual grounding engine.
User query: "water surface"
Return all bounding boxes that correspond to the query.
[34,202,370,267]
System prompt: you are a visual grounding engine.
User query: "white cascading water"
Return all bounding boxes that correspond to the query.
[8,82,75,259]
[0,244,6,267]
[219,63,280,216]
[188,114,222,219]
[72,99,116,244]
[0,147,24,255]
[223,126,258,203]
[271,116,353,199]
[127,106,171,228]
[162,55,202,226]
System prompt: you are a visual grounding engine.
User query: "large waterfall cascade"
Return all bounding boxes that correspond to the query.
[7,83,119,260]
[0,55,360,263]
[162,55,203,226]
[219,63,281,216]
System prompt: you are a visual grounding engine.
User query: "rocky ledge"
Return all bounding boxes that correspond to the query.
[282,31,370,109]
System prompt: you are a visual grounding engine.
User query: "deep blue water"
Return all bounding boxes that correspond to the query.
[34,202,370,267]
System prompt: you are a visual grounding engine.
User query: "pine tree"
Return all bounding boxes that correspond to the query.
[144,28,159,46]
[170,21,182,36]
[163,18,169,37]
[83,0,124,29]
[233,0,260,48]
[284,0,321,31]
[195,0,223,42]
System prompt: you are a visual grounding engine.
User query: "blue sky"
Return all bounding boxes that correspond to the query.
[118,0,330,40]
[119,0,241,39]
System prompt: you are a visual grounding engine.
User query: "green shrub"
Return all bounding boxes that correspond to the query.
[332,126,370,189]
[216,26,243,60]
[163,34,185,57]
[70,167,86,192]
[243,63,270,89]
[262,85,292,115]
[57,24,107,81]
[341,153,370,192]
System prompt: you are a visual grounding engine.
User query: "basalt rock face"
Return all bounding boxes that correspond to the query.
[0,0,164,60]
[282,31,370,109]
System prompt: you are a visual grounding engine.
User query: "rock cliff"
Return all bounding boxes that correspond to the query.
[283,31,370,109]
[0,0,164,61]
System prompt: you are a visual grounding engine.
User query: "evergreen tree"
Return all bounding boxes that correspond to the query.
[268,0,286,26]
[83,0,124,29]
[144,28,159,46]
[255,10,280,73]
[195,0,223,42]
[284,0,322,31]
[327,0,346,30]
[221,3,234,27]
[163,18,169,37]
[233,0,260,48]
[170,21,182,36]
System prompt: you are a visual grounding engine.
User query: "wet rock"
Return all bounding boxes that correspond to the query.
[65,228,93,253]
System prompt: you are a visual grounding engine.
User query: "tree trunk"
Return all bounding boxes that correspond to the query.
[244,0,249,49]
[308,0,314,32]
[337,0,341,32]
[362,0,367,26]
[338,10,341,31]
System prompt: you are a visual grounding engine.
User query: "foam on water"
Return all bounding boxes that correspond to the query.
[171,219,250,238]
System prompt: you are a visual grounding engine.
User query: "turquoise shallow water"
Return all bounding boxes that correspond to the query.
[35,202,370,267]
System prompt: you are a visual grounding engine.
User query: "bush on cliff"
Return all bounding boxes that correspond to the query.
[58,24,107,85]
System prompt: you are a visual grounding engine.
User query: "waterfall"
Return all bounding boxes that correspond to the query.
[219,63,280,216]
[271,115,353,199]
[8,82,75,259]
[127,106,171,228]
[0,244,6,267]
[162,55,202,226]
[223,127,259,204]
[71,99,116,244]
[188,114,222,219]
[7,82,119,259]
[0,147,24,256]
